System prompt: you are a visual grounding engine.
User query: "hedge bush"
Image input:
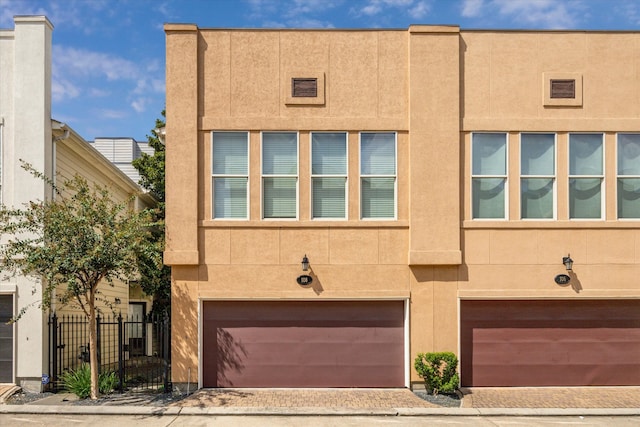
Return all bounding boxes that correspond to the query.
[414,352,459,395]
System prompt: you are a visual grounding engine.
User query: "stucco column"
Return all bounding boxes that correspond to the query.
[408,26,461,266]
[164,24,199,265]
[12,15,53,392]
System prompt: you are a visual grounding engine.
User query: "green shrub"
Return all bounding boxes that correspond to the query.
[61,364,118,398]
[99,370,118,395]
[414,352,459,395]
[61,364,91,399]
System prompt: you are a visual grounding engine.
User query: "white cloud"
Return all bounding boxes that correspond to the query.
[461,0,484,18]
[409,1,430,19]
[53,46,139,81]
[246,0,281,20]
[357,0,428,18]
[253,0,341,28]
[490,0,582,29]
[288,0,342,15]
[131,98,148,113]
[0,0,112,34]
[460,0,586,29]
[0,0,47,27]
[99,109,128,120]
[285,18,337,28]
[151,78,166,94]
[88,88,110,97]
[51,44,164,120]
[615,0,640,26]
[52,78,80,102]
[361,3,383,16]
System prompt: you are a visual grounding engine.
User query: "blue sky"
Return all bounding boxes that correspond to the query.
[1,0,639,141]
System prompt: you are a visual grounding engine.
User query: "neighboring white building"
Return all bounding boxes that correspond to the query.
[0,16,153,392]
[0,15,54,392]
[92,137,154,184]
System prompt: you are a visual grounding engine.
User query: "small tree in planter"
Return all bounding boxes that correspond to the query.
[0,163,157,400]
[414,352,459,395]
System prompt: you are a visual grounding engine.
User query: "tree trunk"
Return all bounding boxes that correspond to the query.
[88,295,100,400]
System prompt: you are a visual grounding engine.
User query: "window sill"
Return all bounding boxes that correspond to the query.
[201,220,409,228]
[463,220,640,229]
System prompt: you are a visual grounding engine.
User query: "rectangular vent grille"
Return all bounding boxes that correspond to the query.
[550,79,575,99]
[292,78,317,97]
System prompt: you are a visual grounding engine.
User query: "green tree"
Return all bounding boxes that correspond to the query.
[0,164,158,399]
[132,110,170,313]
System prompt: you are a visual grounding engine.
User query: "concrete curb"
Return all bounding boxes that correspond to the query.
[397,407,640,417]
[1,404,639,417]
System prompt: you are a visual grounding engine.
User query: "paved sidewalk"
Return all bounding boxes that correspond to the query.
[2,385,640,416]
[461,387,640,409]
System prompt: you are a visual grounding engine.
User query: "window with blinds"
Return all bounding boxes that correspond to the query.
[472,133,507,219]
[311,132,347,219]
[617,133,640,219]
[212,132,249,219]
[569,133,603,219]
[520,133,556,219]
[262,132,298,219]
[360,132,396,219]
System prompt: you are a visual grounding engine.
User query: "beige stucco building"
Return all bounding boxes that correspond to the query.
[164,24,640,389]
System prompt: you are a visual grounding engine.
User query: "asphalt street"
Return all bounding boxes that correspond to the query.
[2,414,640,426]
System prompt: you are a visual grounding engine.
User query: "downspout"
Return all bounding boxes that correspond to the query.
[49,124,70,315]
[52,124,69,200]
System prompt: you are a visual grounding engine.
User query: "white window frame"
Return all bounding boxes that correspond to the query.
[471,132,508,220]
[519,133,557,220]
[616,133,640,220]
[211,131,249,220]
[261,131,299,220]
[359,132,397,220]
[310,132,348,220]
[568,133,605,220]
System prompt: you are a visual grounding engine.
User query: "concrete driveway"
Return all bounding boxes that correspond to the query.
[176,388,441,409]
[461,387,640,408]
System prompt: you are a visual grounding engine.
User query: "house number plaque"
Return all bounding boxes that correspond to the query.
[297,275,313,285]
[554,274,571,285]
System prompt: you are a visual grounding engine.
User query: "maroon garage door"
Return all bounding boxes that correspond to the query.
[460,300,640,387]
[202,300,405,388]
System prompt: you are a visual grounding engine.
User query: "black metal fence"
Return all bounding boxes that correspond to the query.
[47,312,171,393]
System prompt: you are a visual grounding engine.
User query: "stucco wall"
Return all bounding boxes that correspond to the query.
[460,30,640,300]
[166,25,640,387]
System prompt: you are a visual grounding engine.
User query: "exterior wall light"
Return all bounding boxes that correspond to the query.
[297,255,313,286]
[562,254,573,271]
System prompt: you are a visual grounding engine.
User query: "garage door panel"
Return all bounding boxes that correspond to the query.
[203,300,404,388]
[461,300,640,386]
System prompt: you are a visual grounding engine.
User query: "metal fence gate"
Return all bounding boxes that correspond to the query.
[47,313,171,393]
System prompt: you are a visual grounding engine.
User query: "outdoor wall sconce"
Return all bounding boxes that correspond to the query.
[115,298,121,305]
[297,254,313,286]
[562,254,573,271]
[555,254,573,286]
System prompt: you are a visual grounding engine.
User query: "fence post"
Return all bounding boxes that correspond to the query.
[118,313,124,392]
[49,313,58,392]
[96,314,101,374]
[162,314,171,393]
